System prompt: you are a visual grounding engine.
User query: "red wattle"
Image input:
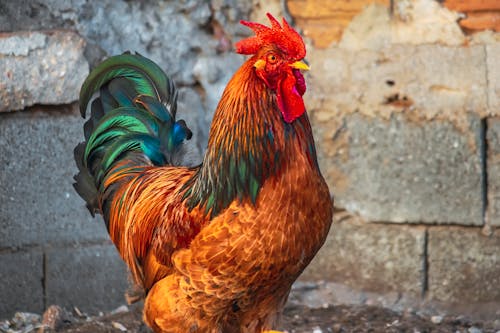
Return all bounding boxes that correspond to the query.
[276,70,306,123]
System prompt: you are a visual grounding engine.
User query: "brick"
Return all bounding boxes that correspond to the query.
[443,0,500,32]
[487,117,500,226]
[427,227,500,303]
[300,213,426,296]
[444,0,500,12]
[287,0,390,47]
[0,31,89,112]
[0,106,111,248]
[0,250,44,319]
[45,243,128,314]
[458,12,500,32]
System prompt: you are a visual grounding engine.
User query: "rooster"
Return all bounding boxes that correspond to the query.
[74,13,333,333]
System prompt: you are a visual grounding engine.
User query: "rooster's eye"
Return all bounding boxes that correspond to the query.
[267,54,278,64]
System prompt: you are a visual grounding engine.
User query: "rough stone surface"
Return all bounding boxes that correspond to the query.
[45,243,128,314]
[287,0,390,48]
[0,31,89,112]
[338,0,466,50]
[300,213,426,296]
[193,53,244,126]
[0,250,44,319]
[0,0,252,137]
[176,87,207,165]
[0,0,251,85]
[487,117,500,226]
[313,113,483,225]
[307,44,488,125]
[0,0,77,32]
[427,227,500,303]
[0,105,110,247]
[487,42,500,115]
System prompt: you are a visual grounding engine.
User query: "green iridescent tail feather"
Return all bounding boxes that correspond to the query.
[74,52,192,216]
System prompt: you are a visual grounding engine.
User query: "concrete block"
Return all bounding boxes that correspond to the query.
[487,117,500,226]
[300,213,426,296]
[315,113,483,225]
[486,43,500,113]
[0,250,44,319]
[427,227,500,303]
[0,106,110,248]
[338,1,465,50]
[0,31,89,112]
[306,43,486,225]
[45,243,128,314]
[307,44,488,120]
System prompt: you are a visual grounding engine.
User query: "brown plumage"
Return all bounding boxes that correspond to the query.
[74,13,333,333]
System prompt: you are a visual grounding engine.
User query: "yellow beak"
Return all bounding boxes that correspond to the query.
[289,60,310,71]
[253,59,266,70]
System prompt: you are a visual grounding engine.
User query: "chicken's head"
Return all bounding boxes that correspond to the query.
[235,13,309,123]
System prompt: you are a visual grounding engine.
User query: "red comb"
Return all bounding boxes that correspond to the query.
[235,13,306,59]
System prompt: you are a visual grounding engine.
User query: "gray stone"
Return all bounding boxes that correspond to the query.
[193,53,244,127]
[427,227,500,303]
[0,105,110,247]
[0,250,44,319]
[487,43,500,114]
[0,0,78,32]
[487,118,500,226]
[177,87,207,165]
[0,31,89,112]
[315,113,483,225]
[300,213,426,296]
[72,0,250,86]
[45,243,128,314]
[484,45,500,227]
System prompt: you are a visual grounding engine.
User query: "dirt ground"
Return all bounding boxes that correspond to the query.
[2,283,499,333]
[3,302,500,333]
[61,304,499,333]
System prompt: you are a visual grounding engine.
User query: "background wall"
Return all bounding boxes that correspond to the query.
[0,0,499,320]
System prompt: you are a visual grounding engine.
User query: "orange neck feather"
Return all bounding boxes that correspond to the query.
[183,57,317,217]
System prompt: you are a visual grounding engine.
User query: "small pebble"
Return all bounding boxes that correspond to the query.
[468,327,482,333]
[73,306,84,317]
[111,305,129,314]
[312,326,323,333]
[112,321,128,331]
[332,323,343,333]
[41,305,68,330]
[12,312,41,329]
[431,315,443,324]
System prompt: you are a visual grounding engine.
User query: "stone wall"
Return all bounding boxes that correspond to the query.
[0,0,248,319]
[0,0,499,320]
[298,0,500,313]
